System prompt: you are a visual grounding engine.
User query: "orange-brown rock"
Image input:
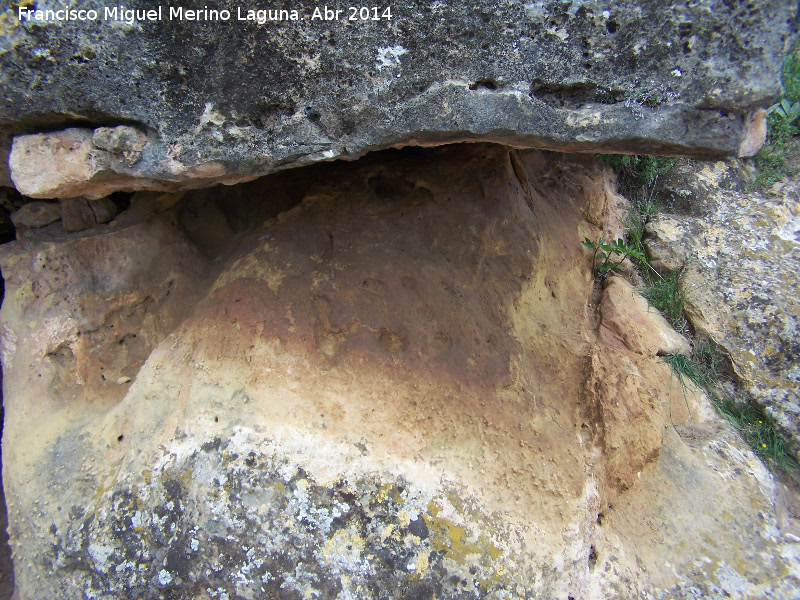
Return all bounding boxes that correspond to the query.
[1,146,797,599]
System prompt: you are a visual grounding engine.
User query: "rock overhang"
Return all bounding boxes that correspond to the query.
[3,142,800,598]
[0,0,794,195]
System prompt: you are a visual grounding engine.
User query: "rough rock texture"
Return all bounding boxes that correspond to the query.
[599,276,691,357]
[644,160,800,454]
[9,127,242,200]
[9,127,150,200]
[1,145,798,599]
[9,201,61,229]
[60,196,120,232]
[1,0,794,197]
[643,214,705,272]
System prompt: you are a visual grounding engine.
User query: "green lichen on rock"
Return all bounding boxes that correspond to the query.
[42,430,531,600]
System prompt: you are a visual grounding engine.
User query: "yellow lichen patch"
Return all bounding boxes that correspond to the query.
[323,529,365,559]
[422,508,503,566]
[0,11,19,38]
[2,0,31,35]
[178,466,194,488]
[412,550,429,575]
[375,482,398,504]
[486,544,503,560]
[379,523,395,541]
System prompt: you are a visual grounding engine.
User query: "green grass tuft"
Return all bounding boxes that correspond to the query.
[640,271,685,330]
[663,343,800,477]
[661,353,702,417]
[662,353,709,388]
[751,44,800,190]
[714,397,800,472]
[782,42,800,103]
[752,114,797,190]
[597,154,678,190]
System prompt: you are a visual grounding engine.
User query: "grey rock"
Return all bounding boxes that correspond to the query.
[646,156,755,217]
[10,201,61,229]
[643,214,705,272]
[1,0,793,197]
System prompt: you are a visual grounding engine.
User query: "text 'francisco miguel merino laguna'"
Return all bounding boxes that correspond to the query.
[17,5,393,24]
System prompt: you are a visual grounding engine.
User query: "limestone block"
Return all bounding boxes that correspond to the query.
[0,0,792,195]
[9,129,97,198]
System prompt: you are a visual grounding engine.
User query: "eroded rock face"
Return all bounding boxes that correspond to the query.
[1,0,793,197]
[1,145,798,599]
[599,276,690,357]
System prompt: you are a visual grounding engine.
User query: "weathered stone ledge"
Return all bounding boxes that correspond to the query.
[1,0,791,194]
[8,102,766,200]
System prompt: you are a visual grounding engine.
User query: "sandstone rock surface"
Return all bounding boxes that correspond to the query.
[1,145,798,599]
[1,0,793,197]
[599,275,691,357]
[60,197,120,232]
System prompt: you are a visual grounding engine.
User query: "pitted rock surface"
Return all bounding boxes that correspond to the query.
[0,0,793,196]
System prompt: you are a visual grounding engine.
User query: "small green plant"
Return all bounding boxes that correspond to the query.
[661,353,706,418]
[752,113,796,190]
[581,236,645,277]
[751,44,800,191]
[624,196,658,266]
[593,154,685,324]
[767,98,800,125]
[598,154,678,188]
[662,352,711,390]
[782,43,800,103]
[714,397,800,473]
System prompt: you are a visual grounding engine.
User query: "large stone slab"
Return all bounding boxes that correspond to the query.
[1,0,793,197]
[1,145,798,598]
